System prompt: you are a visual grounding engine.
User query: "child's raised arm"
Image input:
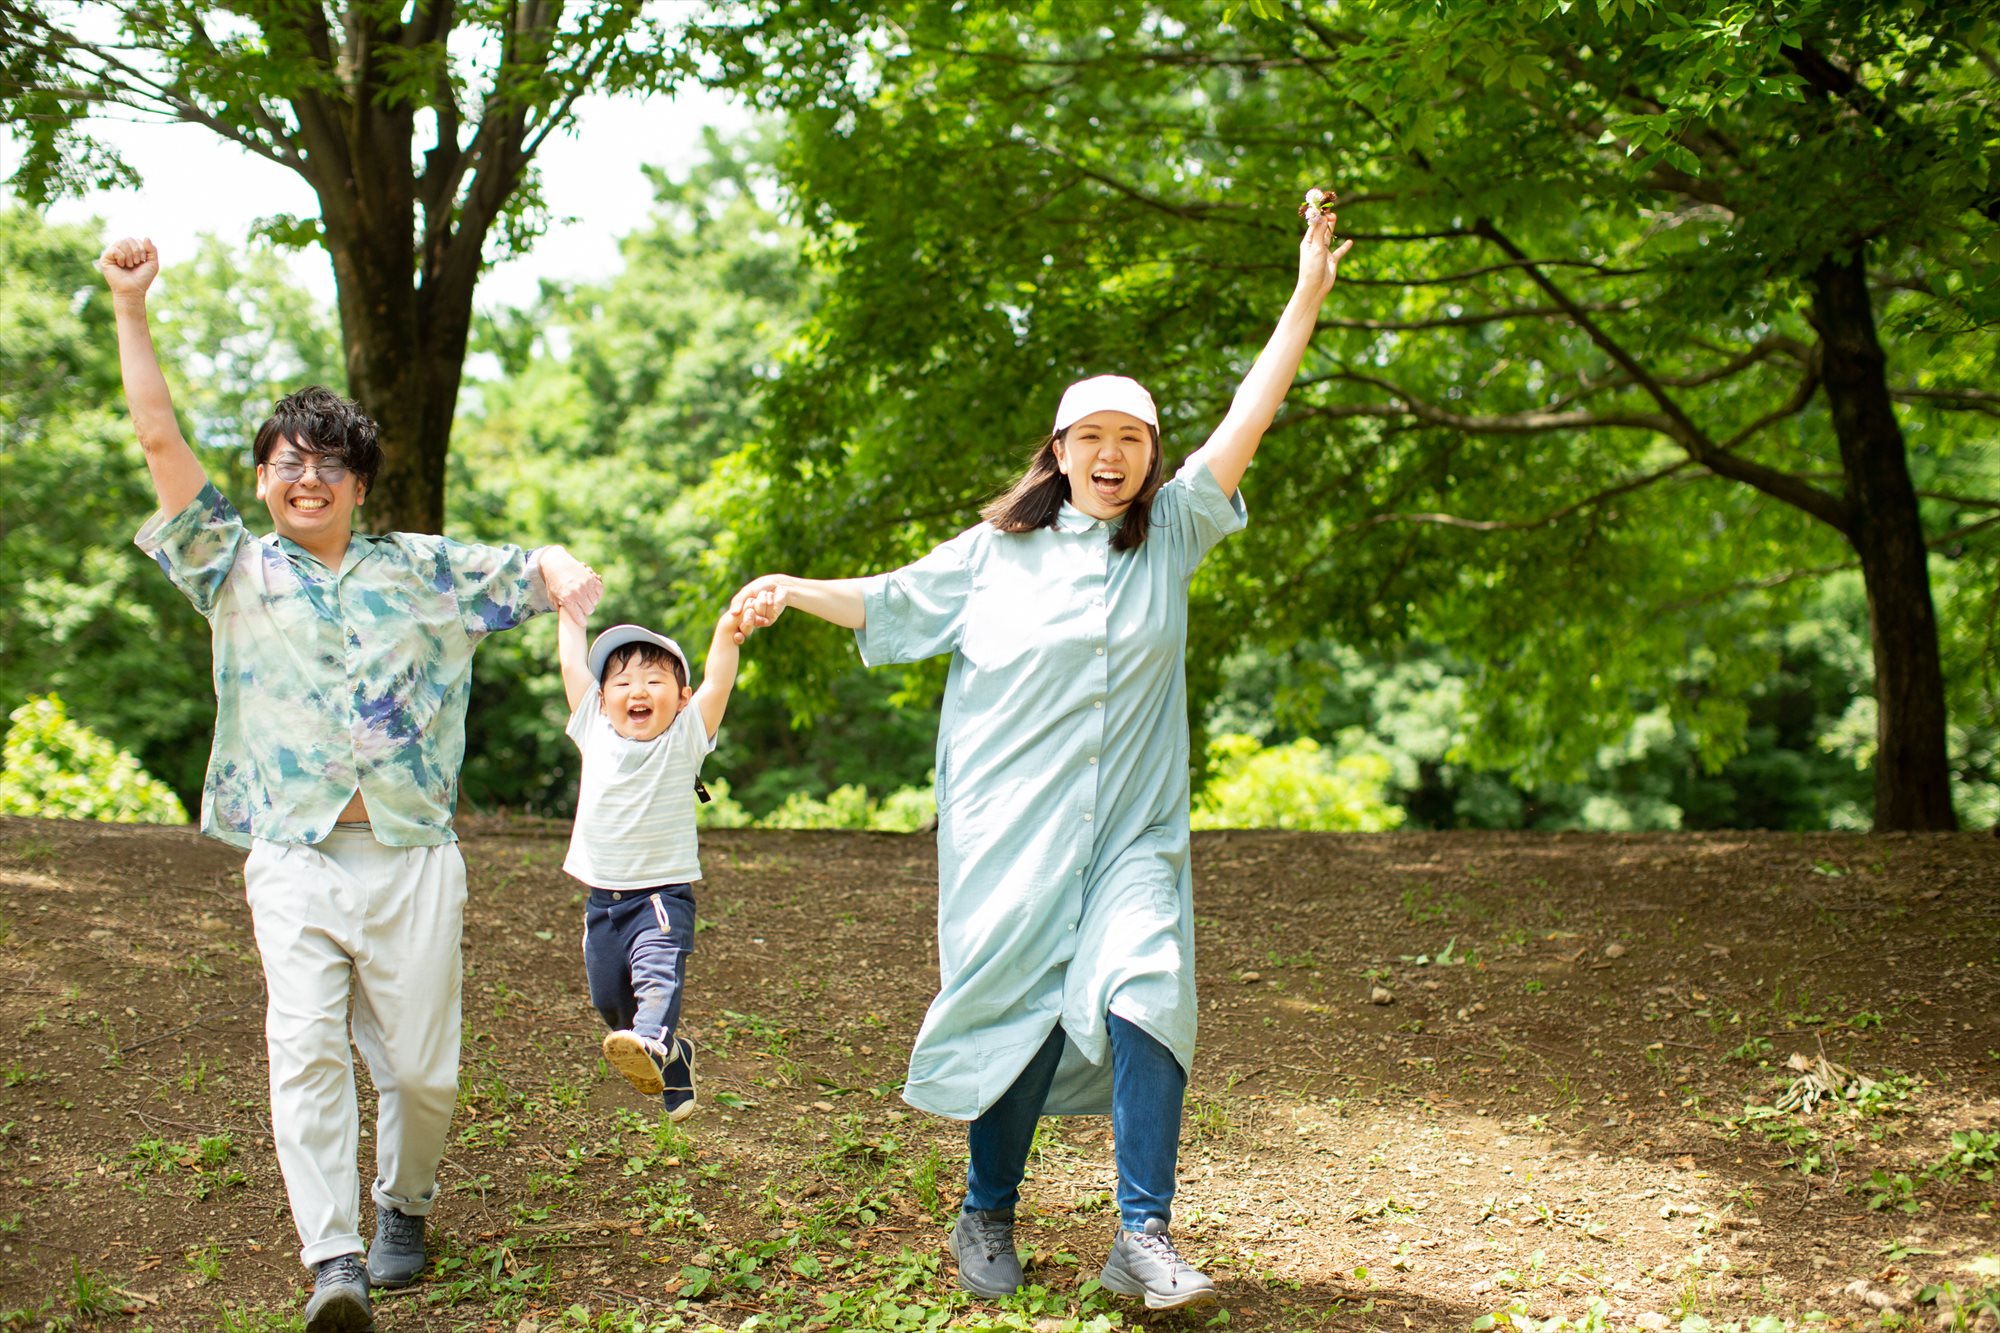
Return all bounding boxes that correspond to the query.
[101,238,207,517]
[558,603,593,711]
[692,608,745,741]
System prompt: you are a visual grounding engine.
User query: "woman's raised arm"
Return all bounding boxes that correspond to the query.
[1188,210,1353,498]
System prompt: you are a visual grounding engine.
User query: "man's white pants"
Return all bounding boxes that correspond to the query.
[245,828,466,1266]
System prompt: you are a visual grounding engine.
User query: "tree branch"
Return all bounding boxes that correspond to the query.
[1659,559,1857,612]
[1919,490,2000,512]
[1892,385,2000,419]
[1340,459,1698,536]
[0,13,301,172]
[1720,366,1821,450]
[1304,369,1679,437]
[1933,513,2000,547]
[1474,218,1851,532]
[1337,257,1651,288]
[1314,300,1639,333]
[1014,136,1255,226]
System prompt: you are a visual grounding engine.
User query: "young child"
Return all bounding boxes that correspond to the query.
[557,604,745,1119]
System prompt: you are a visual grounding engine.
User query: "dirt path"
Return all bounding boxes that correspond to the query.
[2,817,1996,1331]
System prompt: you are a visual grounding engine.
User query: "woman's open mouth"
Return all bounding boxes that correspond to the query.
[1091,469,1126,499]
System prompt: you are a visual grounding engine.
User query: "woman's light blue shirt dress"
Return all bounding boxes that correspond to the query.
[855,457,1247,1120]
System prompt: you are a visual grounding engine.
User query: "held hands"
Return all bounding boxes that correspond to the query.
[1298,211,1353,303]
[727,576,788,643]
[99,237,161,298]
[543,550,604,618]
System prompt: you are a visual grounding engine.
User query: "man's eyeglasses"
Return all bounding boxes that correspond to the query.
[267,455,351,486]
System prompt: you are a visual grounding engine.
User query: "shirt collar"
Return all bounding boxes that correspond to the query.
[273,529,381,578]
[1054,501,1114,535]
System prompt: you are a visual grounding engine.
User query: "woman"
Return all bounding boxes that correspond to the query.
[731,208,1351,1309]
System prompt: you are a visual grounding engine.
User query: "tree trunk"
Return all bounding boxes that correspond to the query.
[318,174,472,539]
[1810,250,1958,831]
[333,285,468,538]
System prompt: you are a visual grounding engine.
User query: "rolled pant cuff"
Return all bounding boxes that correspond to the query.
[299,1236,365,1269]
[372,1180,439,1217]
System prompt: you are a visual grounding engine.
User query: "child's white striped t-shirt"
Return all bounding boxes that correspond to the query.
[562,691,715,890]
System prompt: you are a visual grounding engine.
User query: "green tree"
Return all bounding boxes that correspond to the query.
[689,0,1999,830]
[0,694,187,824]
[2,0,684,533]
[447,129,938,817]
[1192,733,1405,831]
[0,207,339,805]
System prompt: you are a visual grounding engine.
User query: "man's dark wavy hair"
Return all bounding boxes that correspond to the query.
[252,386,383,492]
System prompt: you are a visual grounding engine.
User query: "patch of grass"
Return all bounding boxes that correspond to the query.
[121,1131,247,1197]
[1186,1091,1234,1141]
[0,834,57,865]
[1727,1034,1773,1062]
[211,1300,304,1331]
[905,1142,947,1218]
[1855,1168,1920,1214]
[1927,1129,2000,1186]
[1400,936,1472,966]
[1400,883,1470,925]
[185,1241,226,1283]
[64,1260,127,1320]
[425,1234,552,1312]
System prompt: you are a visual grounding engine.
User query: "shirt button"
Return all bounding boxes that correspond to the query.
[1094,700,1103,710]
[1083,813,1093,823]
[1075,868,1083,877]
[1067,922,1076,932]
[1095,647,1104,656]
[1089,755,1098,765]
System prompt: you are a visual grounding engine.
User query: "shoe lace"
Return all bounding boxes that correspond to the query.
[319,1253,367,1286]
[968,1213,1013,1261]
[378,1208,423,1246]
[1132,1228,1189,1273]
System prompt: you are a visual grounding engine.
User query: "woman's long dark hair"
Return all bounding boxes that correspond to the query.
[979,425,1165,552]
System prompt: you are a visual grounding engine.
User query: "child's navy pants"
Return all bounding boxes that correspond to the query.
[582,883,696,1044]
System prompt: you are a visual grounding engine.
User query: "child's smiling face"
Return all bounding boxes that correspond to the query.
[601,652,689,742]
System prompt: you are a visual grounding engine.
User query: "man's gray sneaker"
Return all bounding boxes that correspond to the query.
[948,1208,1024,1297]
[366,1205,426,1287]
[304,1253,372,1332]
[1098,1218,1216,1310]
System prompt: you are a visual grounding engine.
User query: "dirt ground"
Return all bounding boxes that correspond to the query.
[1,815,1996,1332]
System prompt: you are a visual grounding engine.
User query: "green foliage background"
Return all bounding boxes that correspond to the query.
[0,695,186,825]
[3,24,1996,832]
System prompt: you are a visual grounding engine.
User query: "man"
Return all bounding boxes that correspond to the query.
[102,235,601,1332]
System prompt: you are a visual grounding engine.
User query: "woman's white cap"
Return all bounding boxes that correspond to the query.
[1053,375,1159,433]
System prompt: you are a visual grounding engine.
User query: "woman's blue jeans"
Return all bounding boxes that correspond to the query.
[962,1013,1184,1232]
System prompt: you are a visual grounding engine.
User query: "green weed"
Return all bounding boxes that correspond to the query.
[65,1261,125,1320]
[185,1241,226,1283]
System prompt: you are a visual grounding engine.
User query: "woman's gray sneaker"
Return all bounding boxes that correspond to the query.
[1098,1218,1217,1310]
[948,1208,1024,1297]
[366,1205,426,1286]
[304,1253,372,1332]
